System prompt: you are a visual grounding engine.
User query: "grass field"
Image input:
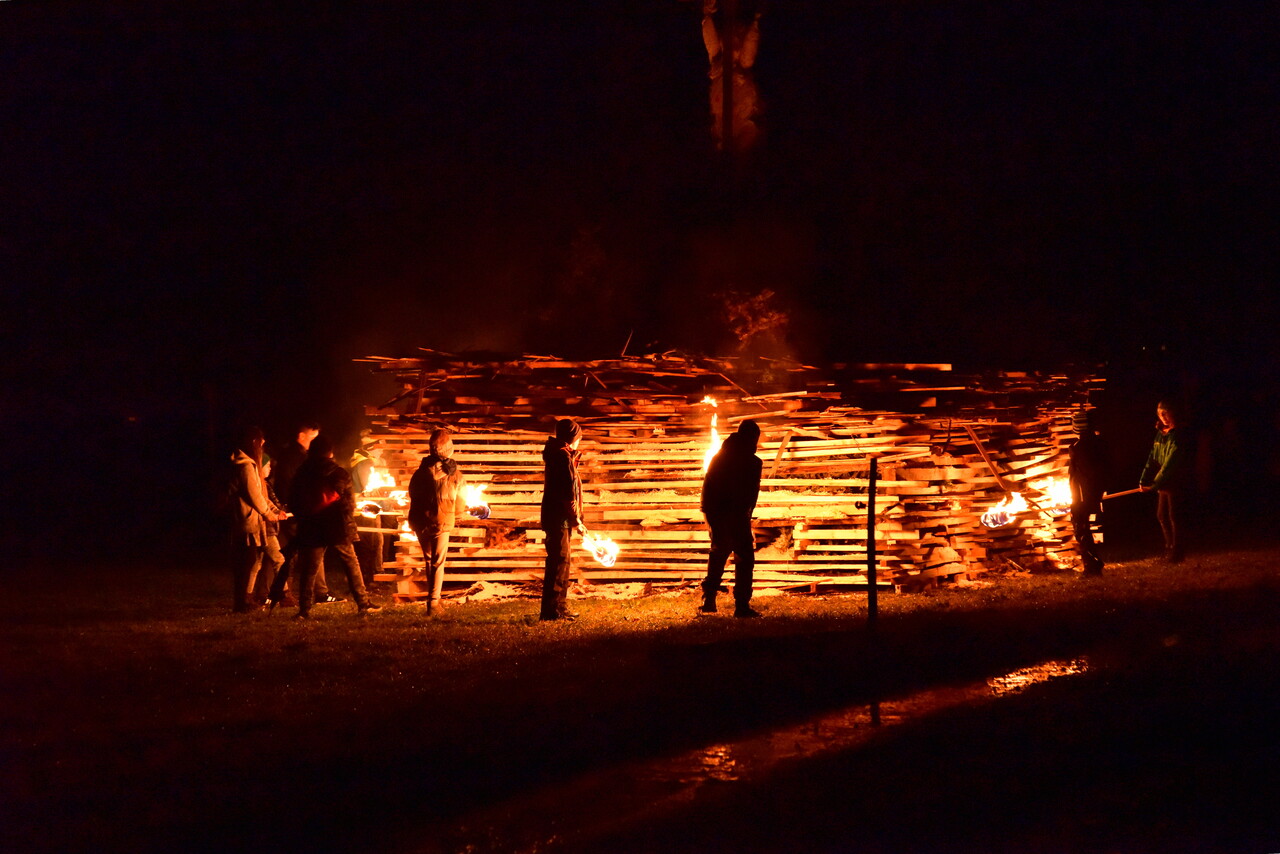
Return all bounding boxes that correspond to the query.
[3,532,1279,853]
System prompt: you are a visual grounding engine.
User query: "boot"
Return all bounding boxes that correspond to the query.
[697,592,717,614]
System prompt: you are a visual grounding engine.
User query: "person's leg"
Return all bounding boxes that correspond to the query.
[295,546,323,616]
[426,531,450,612]
[332,542,373,610]
[1156,491,1175,555]
[540,526,571,619]
[254,536,286,602]
[701,519,730,611]
[232,543,260,613]
[1072,501,1103,573]
[730,518,756,614]
[1162,490,1184,561]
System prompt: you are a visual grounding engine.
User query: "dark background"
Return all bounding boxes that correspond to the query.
[2,0,1277,559]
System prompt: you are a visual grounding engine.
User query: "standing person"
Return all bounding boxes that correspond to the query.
[407,428,465,615]
[699,420,763,618]
[350,430,386,589]
[1140,399,1192,563]
[290,435,381,619]
[266,421,341,607]
[248,453,288,604]
[540,419,585,621]
[227,426,287,613]
[1069,409,1106,576]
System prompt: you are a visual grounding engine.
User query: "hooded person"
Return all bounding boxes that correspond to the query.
[227,425,286,612]
[407,428,466,614]
[539,419,584,621]
[289,434,380,618]
[1069,408,1107,576]
[699,419,763,617]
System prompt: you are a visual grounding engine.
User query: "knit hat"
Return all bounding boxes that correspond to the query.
[1071,410,1093,433]
[555,419,583,444]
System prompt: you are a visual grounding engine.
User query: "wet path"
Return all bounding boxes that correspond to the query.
[414,657,1091,853]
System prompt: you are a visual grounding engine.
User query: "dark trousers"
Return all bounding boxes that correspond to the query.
[354,529,384,587]
[297,543,370,614]
[267,523,329,602]
[541,525,572,619]
[1156,489,1184,557]
[1071,499,1103,572]
[703,515,755,607]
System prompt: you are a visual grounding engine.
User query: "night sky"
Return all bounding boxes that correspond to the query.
[3,0,1277,555]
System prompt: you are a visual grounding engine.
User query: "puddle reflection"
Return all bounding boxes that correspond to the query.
[429,657,1091,853]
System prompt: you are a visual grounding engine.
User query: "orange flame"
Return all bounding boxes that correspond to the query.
[581,530,620,567]
[398,520,419,543]
[701,396,722,473]
[462,483,491,519]
[364,467,397,490]
[980,492,1029,528]
[1030,476,1072,514]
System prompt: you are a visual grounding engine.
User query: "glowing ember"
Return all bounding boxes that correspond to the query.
[701,396,722,473]
[364,467,397,490]
[462,483,491,519]
[357,501,381,519]
[980,492,1028,528]
[1030,476,1072,514]
[581,530,620,567]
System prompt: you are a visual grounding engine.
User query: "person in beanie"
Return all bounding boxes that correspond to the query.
[699,419,764,617]
[1068,409,1107,576]
[540,419,585,621]
[1140,399,1192,563]
[290,435,381,618]
[407,428,466,615]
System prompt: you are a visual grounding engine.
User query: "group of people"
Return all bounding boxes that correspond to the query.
[1069,399,1192,576]
[224,398,1190,619]
[225,422,380,618]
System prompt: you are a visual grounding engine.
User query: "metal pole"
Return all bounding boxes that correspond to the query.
[867,455,878,631]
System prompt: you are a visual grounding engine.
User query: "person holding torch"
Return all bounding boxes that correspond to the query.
[540,419,585,621]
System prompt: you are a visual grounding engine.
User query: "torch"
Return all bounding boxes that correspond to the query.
[461,483,491,519]
[580,529,620,568]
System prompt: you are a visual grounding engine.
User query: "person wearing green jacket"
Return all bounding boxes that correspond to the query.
[1140,399,1191,563]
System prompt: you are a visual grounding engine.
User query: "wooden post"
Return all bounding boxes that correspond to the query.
[722,0,737,161]
[867,455,878,631]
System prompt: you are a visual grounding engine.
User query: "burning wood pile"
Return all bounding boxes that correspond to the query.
[354,350,1101,600]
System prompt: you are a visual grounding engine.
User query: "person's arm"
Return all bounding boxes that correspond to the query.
[243,465,276,519]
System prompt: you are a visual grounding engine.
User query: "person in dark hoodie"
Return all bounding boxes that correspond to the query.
[540,419,585,621]
[290,435,381,618]
[700,420,763,617]
[407,428,466,615]
[1140,399,1192,563]
[1069,409,1107,576]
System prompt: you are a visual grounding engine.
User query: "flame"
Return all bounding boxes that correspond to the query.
[389,490,409,508]
[581,530,620,567]
[357,501,381,519]
[701,396,722,473]
[398,520,418,543]
[980,492,1028,528]
[462,483,491,519]
[1030,476,1072,514]
[364,467,397,491]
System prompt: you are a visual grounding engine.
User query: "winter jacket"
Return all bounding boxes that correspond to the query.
[407,454,465,534]
[540,438,583,531]
[229,451,281,546]
[701,432,762,521]
[1140,427,1190,491]
[1069,432,1107,505]
[290,456,358,547]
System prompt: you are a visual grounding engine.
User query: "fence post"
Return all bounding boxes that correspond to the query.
[867,455,878,630]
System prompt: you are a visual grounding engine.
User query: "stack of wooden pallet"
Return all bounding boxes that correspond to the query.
[354,350,1102,600]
